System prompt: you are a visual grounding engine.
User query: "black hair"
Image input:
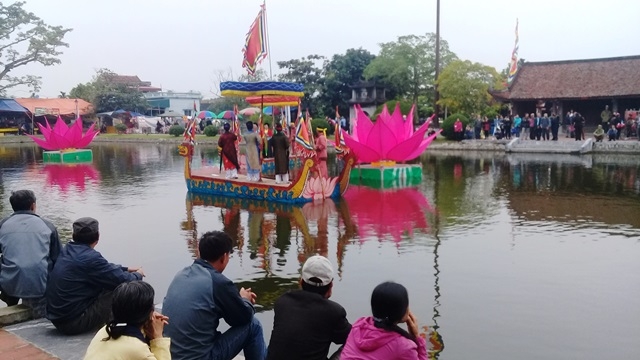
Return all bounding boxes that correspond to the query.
[301,280,332,297]
[371,281,414,341]
[72,232,99,245]
[246,121,254,130]
[103,281,155,341]
[10,190,36,211]
[199,231,233,262]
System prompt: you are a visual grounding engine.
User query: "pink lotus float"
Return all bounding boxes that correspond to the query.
[343,104,439,164]
[28,116,98,163]
[302,176,338,200]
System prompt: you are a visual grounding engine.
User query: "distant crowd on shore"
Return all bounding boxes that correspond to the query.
[0,190,429,360]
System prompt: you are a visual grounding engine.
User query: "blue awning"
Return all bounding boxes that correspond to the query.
[0,98,28,113]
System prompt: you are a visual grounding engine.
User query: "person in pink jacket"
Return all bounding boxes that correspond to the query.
[341,281,427,360]
[314,128,328,178]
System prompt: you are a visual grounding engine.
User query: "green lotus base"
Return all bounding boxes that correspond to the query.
[43,149,93,163]
[349,164,422,189]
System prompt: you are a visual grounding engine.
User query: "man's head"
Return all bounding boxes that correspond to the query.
[72,217,100,245]
[9,190,36,212]
[275,123,283,132]
[263,123,270,130]
[199,231,234,271]
[300,255,334,298]
[223,123,231,132]
[246,121,254,131]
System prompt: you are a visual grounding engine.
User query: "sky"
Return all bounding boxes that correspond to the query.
[6,0,640,99]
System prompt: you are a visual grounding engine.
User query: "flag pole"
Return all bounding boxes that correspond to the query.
[264,0,273,80]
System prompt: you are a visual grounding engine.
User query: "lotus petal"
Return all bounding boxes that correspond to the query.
[74,123,99,149]
[354,105,375,145]
[402,130,441,160]
[404,104,416,139]
[342,130,382,163]
[385,122,431,162]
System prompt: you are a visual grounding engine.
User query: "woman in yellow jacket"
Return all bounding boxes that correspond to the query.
[84,281,171,360]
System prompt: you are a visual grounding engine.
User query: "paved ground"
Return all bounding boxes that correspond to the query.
[0,327,59,360]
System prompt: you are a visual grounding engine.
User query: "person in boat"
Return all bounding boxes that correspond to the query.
[243,121,262,182]
[162,231,266,360]
[218,123,240,179]
[269,123,290,184]
[314,127,328,178]
[84,281,170,360]
[262,122,273,158]
[266,255,351,360]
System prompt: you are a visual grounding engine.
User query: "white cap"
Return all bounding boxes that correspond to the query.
[301,255,333,287]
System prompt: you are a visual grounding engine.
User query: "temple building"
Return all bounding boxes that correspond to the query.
[348,81,387,120]
[493,55,640,126]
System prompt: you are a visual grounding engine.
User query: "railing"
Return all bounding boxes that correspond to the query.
[144,92,202,99]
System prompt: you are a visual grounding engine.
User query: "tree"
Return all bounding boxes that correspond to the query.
[238,68,269,83]
[69,68,149,113]
[320,48,375,118]
[364,33,457,105]
[0,1,72,95]
[436,60,504,116]
[277,55,325,113]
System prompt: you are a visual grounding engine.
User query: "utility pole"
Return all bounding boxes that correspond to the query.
[434,0,441,127]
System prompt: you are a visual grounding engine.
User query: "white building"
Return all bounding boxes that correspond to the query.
[144,91,202,116]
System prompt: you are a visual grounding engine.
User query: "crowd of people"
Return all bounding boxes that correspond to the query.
[0,189,427,360]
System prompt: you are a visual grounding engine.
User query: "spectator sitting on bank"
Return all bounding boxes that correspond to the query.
[607,125,617,141]
[267,255,352,360]
[464,124,474,140]
[341,281,428,360]
[46,217,145,335]
[593,125,605,142]
[0,190,61,318]
[84,281,170,360]
[427,128,437,139]
[162,231,266,360]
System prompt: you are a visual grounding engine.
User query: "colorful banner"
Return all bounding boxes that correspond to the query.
[507,19,519,85]
[242,3,269,76]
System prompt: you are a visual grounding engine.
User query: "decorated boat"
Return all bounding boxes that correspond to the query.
[179,81,355,204]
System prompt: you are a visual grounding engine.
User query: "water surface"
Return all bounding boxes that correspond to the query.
[0,143,638,359]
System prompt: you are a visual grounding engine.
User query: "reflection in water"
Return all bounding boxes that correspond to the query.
[41,164,100,192]
[343,186,434,242]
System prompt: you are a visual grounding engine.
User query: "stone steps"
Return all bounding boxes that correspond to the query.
[506,138,591,154]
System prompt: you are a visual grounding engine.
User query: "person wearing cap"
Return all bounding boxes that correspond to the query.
[0,190,61,317]
[45,217,145,335]
[315,127,328,178]
[162,230,266,360]
[218,122,240,179]
[268,123,290,184]
[266,255,351,360]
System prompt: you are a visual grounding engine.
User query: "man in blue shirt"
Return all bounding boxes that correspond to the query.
[163,231,266,360]
[46,217,144,335]
[0,190,61,318]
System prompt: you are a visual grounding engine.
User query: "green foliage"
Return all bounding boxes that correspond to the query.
[374,100,414,120]
[169,125,185,137]
[114,123,127,133]
[319,48,376,118]
[0,1,72,95]
[364,33,457,104]
[436,60,503,116]
[310,118,329,136]
[441,113,470,140]
[277,54,325,113]
[204,125,219,137]
[69,69,149,113]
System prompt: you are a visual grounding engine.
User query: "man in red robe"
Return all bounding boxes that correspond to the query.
[315,128,328,178]
[218,123,240,179]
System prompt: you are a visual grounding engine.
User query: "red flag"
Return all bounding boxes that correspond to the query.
[242,4,269,76]
[193,101,197,112]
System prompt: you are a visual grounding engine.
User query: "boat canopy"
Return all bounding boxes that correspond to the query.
[220,81,304,97]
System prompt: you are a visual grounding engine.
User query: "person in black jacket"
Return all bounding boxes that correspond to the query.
[267,255,352,360]
[45,217,144,335]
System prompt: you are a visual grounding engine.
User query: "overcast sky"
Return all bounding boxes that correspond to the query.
[7,0,640,98]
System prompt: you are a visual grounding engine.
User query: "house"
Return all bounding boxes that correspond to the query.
[144,91,202,117]
[494,55,640,126]
[348,81,387,120]
[106,74,161,93]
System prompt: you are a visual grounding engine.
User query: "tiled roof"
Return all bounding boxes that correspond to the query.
[508,55,640,100]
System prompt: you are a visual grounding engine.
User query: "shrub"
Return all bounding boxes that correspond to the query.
[441,113,470,140]
[310,118,329,136]
[204,125,219,137]
[374,99,414,120]
[114,123,127,133]
[169,125,185,137]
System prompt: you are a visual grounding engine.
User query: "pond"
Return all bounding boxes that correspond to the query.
[0,143,639,360]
